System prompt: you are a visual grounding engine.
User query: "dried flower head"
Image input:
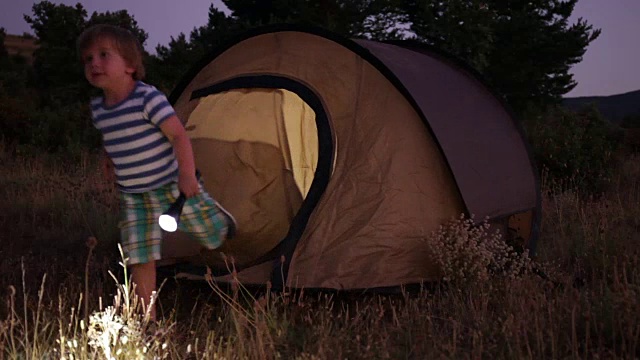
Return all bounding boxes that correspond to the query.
[427,214,532,284]
[86,236,98,249]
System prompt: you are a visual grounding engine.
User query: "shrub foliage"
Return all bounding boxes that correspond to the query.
[523,105,622,193]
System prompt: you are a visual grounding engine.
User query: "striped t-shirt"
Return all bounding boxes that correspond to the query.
[91,81,179,193]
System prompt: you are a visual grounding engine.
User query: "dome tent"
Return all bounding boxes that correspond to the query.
[158,25,541,290]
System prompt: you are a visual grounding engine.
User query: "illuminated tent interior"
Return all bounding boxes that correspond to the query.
[158,25,541,290]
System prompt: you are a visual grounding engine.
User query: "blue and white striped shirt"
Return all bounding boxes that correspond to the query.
[91,81,179,193]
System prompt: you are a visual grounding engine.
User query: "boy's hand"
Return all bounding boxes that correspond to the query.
[178,171,199,198]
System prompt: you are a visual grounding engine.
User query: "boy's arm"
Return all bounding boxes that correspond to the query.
[159,115,199,197]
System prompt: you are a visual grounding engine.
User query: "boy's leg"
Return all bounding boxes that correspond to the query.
[119,191,164,321]
[130,260,157,320]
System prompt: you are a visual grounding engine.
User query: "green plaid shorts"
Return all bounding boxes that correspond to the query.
[118,180,234,265]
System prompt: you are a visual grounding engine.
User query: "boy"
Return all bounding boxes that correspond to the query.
[77,24,236,320]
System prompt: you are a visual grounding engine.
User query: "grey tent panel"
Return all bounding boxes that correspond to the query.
[355,39,538,220]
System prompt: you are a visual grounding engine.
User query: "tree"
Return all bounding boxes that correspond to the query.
[399,1,495,70]
[0,28,39,145]
[359,4,410,41]
[24,1,149,105]
[86,10,149,48]
[24,1,87,47]
[189,5,241,54]
[151,4,240,92]
[15,1,148,151]
[0,28,7,57]
[221,0,407,39]
[24,1,89,105]
[150,33,196,93]
[399,0,600,116]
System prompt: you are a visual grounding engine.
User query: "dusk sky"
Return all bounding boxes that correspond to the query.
[1,0,638,97]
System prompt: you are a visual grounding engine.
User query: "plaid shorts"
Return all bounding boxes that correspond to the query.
[118,180,233,265]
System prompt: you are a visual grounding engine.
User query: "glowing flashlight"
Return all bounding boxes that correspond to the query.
[159,193,186,232]
[159,170,200,232]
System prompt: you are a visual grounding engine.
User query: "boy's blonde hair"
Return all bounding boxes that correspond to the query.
[77,24,146,80]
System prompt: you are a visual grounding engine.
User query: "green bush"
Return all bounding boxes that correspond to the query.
[0,95,33,145]
[0,95,101,154]
[31,102,102,152]
[0,31,100,156]
[522,105,622,193]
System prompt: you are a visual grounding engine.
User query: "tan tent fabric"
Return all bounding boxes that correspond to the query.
[162,28,540,289]
[166,32,464,288]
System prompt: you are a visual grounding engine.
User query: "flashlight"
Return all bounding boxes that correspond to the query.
[158,170,201,232]
[159,193,186,232]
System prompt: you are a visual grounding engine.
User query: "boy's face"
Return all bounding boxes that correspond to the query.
[82,37,135,92]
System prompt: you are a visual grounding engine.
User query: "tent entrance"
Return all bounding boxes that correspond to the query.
[161,77,333,280]
[189,87,318,199]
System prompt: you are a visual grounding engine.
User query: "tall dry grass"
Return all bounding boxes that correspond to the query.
[1,143,639,359]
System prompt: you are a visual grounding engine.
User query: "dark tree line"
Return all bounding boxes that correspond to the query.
[2,0,599,112]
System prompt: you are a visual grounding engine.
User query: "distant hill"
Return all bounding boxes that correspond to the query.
[563,89,640,124]
[2,34,38,65]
